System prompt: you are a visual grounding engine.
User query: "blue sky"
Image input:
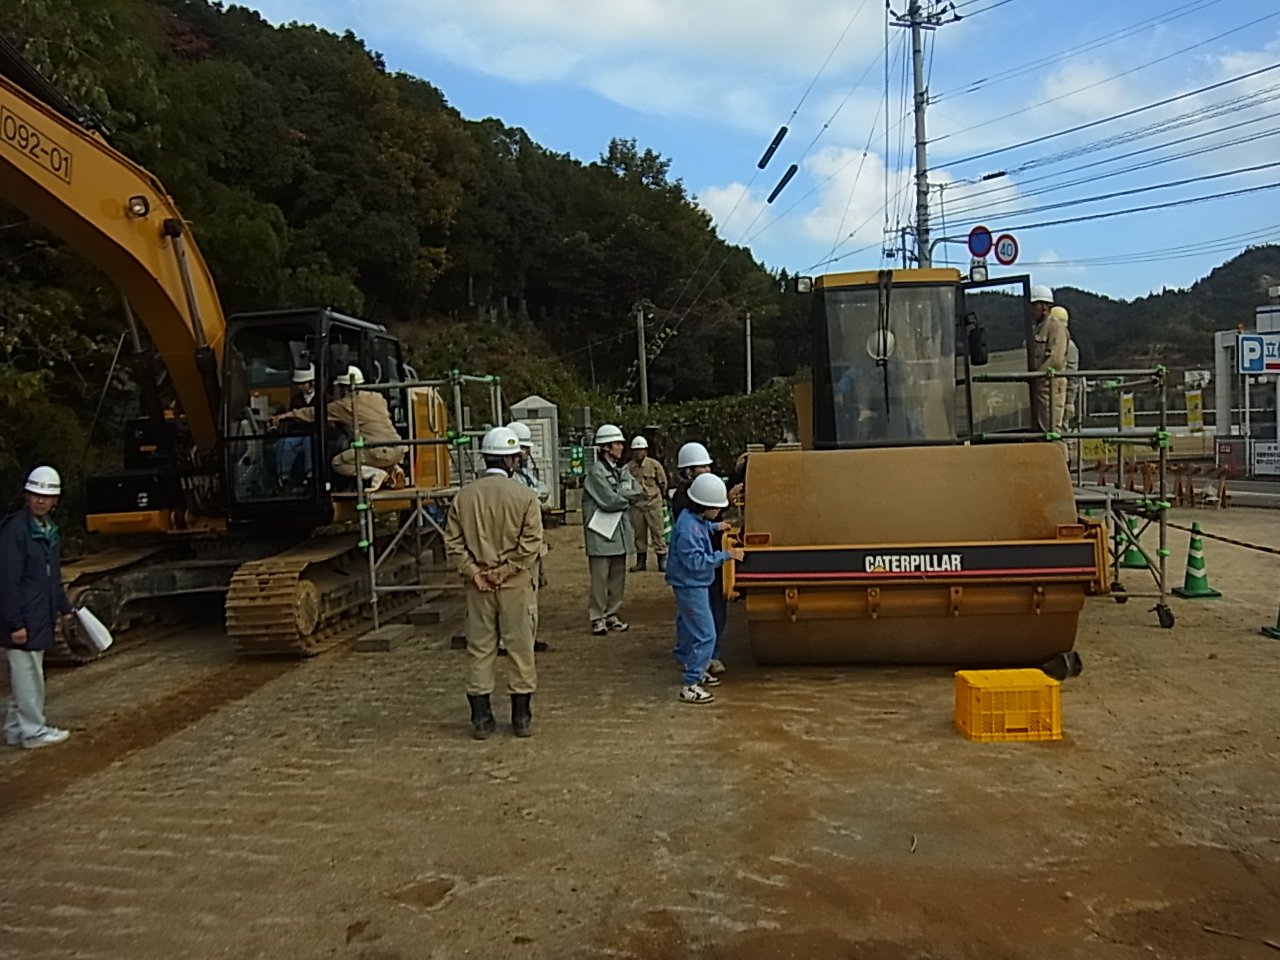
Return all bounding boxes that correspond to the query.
[247,0,1280,302]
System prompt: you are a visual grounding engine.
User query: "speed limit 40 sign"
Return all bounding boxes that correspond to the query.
[994,233,1019,266]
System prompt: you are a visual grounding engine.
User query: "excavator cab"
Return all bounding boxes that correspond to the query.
[222,308,410,526]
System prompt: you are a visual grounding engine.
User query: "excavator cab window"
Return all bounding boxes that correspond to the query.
[814,277,958,448]
[373,335,409,431]
[224,321,322,506]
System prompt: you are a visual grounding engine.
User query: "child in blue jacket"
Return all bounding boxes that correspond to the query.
[664,474,744,704]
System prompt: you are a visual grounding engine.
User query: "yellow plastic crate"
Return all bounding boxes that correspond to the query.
[954,669,1061,742]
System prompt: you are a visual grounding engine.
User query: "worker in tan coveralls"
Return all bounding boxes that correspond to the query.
[627,436,669,573]
[444,426,544,740]
[273,365,407,491]
[1028,286,1069,461]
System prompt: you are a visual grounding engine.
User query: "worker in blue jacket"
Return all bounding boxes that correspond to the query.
[1,466,73,749]
[664,473,744,705]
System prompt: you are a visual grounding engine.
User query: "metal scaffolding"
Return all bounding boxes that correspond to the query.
[973,365,1175,629]
[342,369,505,631]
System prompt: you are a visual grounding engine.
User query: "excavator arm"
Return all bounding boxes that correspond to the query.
[0,37,225,452]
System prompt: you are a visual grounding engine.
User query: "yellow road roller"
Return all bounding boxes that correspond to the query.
[728,268,1108,666]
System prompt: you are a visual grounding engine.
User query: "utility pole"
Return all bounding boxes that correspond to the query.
[745,311,753,394]
[893,0,951,268]
[635,301,649,413]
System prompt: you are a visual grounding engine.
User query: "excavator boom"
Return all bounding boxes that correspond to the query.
[0,41,224,452]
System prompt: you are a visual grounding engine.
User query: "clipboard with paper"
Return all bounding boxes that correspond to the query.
[587,508,623,539]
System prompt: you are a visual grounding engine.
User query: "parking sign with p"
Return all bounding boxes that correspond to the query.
[1238,333,1280,374]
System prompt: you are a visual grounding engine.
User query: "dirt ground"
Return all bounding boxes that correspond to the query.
[2,508,1280,959]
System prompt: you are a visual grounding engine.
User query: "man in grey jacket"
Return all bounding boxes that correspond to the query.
[583,424,643,636]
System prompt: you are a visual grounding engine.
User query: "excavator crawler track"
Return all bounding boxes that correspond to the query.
[225,536,359,656]
[224,533,428,657]
[52,547,168,665]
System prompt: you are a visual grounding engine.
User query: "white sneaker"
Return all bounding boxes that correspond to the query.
[4,733,20,747]
[365,468,389,492]
[605,615,629,632]
[591,619,609,636]
[679,684,715,704]
[706,659,726,676]
[23,727,70,749]
[700,673,722,687]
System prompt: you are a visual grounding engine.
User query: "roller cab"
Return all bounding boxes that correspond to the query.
[731,269,1108,666]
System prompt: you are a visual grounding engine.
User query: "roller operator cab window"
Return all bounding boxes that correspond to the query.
[225,322,317,503]
[823,284,958,446]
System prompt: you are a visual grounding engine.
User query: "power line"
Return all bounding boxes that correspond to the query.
[952,101,1280,207]
[954,0,1019,18]
[989,180,1280,233]
[944,124,1280,219]
[1026,235,1280,268]
[946,158,1280,226]
[936,0,1227,101]
[941,60,1280,167]
[959,80,1280,187]
[934,10,1280,146]
[783,0,877,125]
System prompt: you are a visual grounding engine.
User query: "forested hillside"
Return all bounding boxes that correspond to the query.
[1,0,1277,513]
[0,0,807,500]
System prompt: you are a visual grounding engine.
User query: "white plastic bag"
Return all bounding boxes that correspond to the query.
[75,606,114,652]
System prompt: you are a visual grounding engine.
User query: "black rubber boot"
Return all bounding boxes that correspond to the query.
[656,553,667,572]
[467,694,496,740]
[511,693,533,738]
[630,553,647,573]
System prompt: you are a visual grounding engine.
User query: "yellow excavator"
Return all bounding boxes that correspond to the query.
[0,34,450,659]
[729,268,1109,667]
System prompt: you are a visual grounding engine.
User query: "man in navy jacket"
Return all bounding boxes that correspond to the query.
[1,466,72,748]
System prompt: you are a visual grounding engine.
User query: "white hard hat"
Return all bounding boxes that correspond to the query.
[631,435,649,450]
[1030,285,1054,304]
[334,364,365,387]
[688,473,728,508]
[866,329,896,360]
[292,364,316,383]
[677,441,713,469]
[594,423,625,445]
[24,465,61,496]
[480,426,521,456]
[506,421,533,444]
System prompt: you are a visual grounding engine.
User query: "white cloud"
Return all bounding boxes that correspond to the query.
[253,0,886,132]
[1024,249,1089,289]
[697,182,774,241]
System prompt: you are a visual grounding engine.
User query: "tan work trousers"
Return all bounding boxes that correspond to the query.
[529,558,541,638]
[465,578,537,695]
[1032,378,1069,462]
[588,555,627,622]
[331,444,407,475]
[630,500,667,555]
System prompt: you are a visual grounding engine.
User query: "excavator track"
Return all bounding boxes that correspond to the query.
[51,547,169,666]
[225,536,359,656]
[225,533,428,657]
